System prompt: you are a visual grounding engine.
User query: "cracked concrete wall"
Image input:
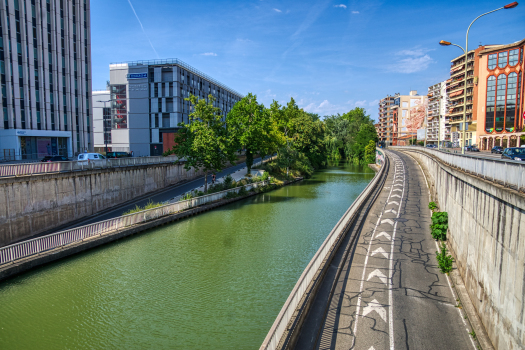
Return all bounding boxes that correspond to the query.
[0,163,203,247]
[406,150,525,350]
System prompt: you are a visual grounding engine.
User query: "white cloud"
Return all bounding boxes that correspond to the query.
[273,8,282,13]
[388,48,434,73]
[264,89,277,99]
[351,10,359,14]
[303,100,348,116]
[355,100,367,107]
[334,4,347,9]
[201,52,217,56]
[368,99,379,106]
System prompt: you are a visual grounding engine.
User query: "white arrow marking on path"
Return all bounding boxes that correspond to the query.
[393,188,402,192]
[388,201,399,206]
[362,299,387,322]
[367,269,388,285]
[394,184,403,187]
[391,194,401,198]
[385,208,397,215]
[368,347,376,350]
[376,231,391,240]
[381,219,394,226]
[372,247,389,259]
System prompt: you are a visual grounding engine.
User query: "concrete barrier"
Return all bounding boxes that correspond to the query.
[399,149,525,350]
[0,162,204,247]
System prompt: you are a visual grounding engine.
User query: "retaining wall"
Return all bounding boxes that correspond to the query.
[0,163,204,247]
[402,150,525,350]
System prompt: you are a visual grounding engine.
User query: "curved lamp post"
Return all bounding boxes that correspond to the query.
[439,2,518,155]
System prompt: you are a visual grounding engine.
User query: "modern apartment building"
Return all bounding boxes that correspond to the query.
[391,90,427,144]
[378,94,397,146]
[476,38,525,150]
[0,0,92,160]
[92,90,110,153]
[107,59,243,157]
[427,81,450,146]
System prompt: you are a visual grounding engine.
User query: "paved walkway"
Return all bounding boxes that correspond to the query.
[315,150,475,350]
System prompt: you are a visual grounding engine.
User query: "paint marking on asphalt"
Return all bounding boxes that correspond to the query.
[367,269,388,285]
[385,208,397,215]
[393,189,402,192]
[391,194,401,198]
[376,231,391,240]
[372,247,389,259]
[381,219,395,226]
[387,201,400,206]
[362,299,387,322]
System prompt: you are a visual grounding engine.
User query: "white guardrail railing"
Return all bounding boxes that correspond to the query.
[0,156,180,177]
[260,149,387,350]
[0,180,269,266]
[391,146,525,192]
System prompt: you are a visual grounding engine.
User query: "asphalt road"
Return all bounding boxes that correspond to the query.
[301,150,476,350]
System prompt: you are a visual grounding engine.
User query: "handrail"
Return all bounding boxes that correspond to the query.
[0,180,269,266]
[0,156,179,178]
[260,149,387,350]
[391,146,525,192]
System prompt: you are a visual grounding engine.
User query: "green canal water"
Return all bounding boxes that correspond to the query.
[0,162,374,350]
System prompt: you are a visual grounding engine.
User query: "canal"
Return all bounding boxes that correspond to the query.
[0,161,375,349]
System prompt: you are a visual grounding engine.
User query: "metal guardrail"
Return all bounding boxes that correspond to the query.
[0,180,269,266]
[0,156,180,178]
[391,146,525,192]
[260,149,387,350]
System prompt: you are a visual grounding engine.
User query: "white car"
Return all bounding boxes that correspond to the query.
[77,153,106,162]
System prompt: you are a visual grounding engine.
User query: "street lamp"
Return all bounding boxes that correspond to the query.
[439,2,518,155]
[97,100,112,155]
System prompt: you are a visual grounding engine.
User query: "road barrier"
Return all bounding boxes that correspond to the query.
[260,149,387,350]
[0,180,269,266]
[0,156,180,177]
[391,146,525,192]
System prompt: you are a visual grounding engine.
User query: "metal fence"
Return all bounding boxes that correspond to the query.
[260,149,387,350]
[391,146,525,192]
[0,180,269,266]
[0,155,180,178]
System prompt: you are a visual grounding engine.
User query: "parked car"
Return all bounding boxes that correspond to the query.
[470,146,480,152]
[40,156,53,162]
[46,155,69,162]
[491,146,504,154]
[106,151,131,159]
[464,145,473,152]
[426,144,437,149]
[77,153,106,162]
[501,147,525,162]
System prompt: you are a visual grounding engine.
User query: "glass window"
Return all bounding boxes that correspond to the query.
[488,54,497,69]
[495,74,506,132]
[505,73,517,132]
[498,51,508,68]
[509,49,519,66]
[485,76,496,133]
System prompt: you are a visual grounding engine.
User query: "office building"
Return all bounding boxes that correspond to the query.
[476,38,525,150]
[92,90,110,154]
[107,59,243,156]
[427,81,450,146]
[0,0,92,160]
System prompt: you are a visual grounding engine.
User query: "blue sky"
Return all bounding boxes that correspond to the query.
[91,0,525,121]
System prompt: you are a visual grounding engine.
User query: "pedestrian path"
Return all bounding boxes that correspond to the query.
[314,150,476,350]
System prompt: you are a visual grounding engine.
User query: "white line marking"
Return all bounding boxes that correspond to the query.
[385,208,397,215]
[362,299,387,322]
[368,269,388,285]
[391,194,401,198]
[372,247,389,259]
[393,189,402,192]
[388,201,400,206]
[381,219,395,226]
[376,231,391,240]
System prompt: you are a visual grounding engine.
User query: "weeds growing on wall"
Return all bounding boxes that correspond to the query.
[430,211,448,241]
[123,200,164,215]
[436,243,454,274]
[428,201,437,211]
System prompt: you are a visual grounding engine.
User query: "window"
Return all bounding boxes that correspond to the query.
[498,51,508,68]
[505,73,517,132]
[495,74,506,132]
[488,54,497,70]
[509,49,519,66]
[485,76,496,133]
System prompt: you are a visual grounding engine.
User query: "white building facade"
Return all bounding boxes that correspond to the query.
[0,0,92,160]
[107,59,242,157]
[427,81,450,146]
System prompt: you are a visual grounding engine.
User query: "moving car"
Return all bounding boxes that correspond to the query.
[46,155,69,162]
[40,156,53,162]
[106,151,131,159]
[77,153,106,162]
[491,146,504,154]
[501,147,525,162]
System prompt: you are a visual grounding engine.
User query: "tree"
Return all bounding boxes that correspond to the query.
[165,94,236,192]
[364,140,376,164]
[226,93,279,174]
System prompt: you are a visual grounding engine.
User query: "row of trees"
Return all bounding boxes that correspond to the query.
[164,93,377,191]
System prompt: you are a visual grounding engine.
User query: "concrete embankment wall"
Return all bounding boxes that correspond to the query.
[403,150,525,350]
[0,163,204,247]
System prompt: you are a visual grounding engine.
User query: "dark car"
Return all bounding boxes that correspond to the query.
[106,151,131,159]
[501,147,525,162]
[491,146,504,154]
[46,155,69,162]
[470,146,480,152]
[464,145,473,152]
[40,156,53,162]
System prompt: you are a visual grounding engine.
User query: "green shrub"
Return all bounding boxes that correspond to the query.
[430,211,448,241]
[123,199,163,215]
[179,192,194,201]
[436,243,454,273]
[223,174,233,188]
[238,186,248,196]
[225,191,238,199]
[197,191,204,196]
[261,171,269,181]
[428,202,437,211]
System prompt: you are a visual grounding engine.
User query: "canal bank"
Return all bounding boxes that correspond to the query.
[0,161,375,349]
